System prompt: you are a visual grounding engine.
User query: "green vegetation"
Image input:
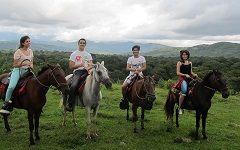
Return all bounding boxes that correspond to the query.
[0,85,239,149]
[1,50,240,94]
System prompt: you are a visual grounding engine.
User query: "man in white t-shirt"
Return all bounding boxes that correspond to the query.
[66,38,93,111]
[120,45,146,109]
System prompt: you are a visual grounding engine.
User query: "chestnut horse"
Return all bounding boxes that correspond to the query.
[125,75,156,133]
[0,64,68,145]
[164,70,229,139]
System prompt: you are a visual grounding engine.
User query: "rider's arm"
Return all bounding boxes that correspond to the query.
[126,63,135,72]
[190,62,197,77]
[85,60,93,71]
[137,62,146,72]
[13,59,22,68]
[69,60,84,71]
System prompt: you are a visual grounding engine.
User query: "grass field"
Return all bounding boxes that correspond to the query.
[0,84,239,149]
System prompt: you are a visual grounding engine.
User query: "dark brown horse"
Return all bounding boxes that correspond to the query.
[164,70,229,139]
[0,64,68,145]
[125,76,156,133]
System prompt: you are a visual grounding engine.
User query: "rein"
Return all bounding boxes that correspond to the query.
[31,67,67,89]
[135,77,155,100]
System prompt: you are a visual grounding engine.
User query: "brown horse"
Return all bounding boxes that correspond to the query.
[125,76,156,133]
[0,64,68,145]
[164,70,229,139]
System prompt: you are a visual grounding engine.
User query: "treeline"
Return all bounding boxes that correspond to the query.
[0,50,240,94]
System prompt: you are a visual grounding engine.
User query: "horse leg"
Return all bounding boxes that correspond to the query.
[28,111,35,145]
[3,115,11,132]
[92,105,100,137]
[85,106,92,139]
[195,110,201,140]
[62,109,67,126]
[165,93,175,132]
[72,110,77,126]
[176,107,179,128]
[34,111,41,141]
[132,105,138,133]
[126,103,129,121]
[202,111,208,139]
[141,108,145,130]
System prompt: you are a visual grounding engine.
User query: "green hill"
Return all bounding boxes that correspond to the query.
[145,42,240,58]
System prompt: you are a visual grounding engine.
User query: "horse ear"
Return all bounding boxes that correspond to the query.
[93,64,99,70]
[152,74,159,84]
[47,64,52,68]
[101,61,104,66]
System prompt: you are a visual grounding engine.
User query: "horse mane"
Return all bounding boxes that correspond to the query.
[37,65,50,75]
[202,71,213,83]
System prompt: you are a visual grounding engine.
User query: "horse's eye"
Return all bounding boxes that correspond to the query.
[98,71,102,76]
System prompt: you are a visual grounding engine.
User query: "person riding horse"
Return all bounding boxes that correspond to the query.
[120,45,146,109]
[0,36,34,114]
[66,38,93,112]
[174,50,198,114]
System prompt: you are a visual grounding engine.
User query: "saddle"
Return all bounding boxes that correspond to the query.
[172,79,199,110]
[171,78,197,97]
[125,75,142,98]
[0,71,33,100]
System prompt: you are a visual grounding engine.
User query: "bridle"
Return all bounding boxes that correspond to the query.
[32,66,67,89]
[135,76,155,100]
[197,73,228,93]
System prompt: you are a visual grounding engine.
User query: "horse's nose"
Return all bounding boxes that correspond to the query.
[222,91,229,99]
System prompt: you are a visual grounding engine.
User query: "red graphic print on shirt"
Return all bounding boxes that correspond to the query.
[75,56,82,63]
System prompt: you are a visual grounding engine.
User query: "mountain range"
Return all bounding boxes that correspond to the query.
[0,40,239,58]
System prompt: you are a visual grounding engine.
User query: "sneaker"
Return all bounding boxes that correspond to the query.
[178,109,183,115]
[0,101,13,114]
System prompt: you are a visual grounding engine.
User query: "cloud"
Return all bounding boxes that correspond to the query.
[0,0,239,46]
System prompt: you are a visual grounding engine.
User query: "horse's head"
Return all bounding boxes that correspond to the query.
[93,61,112,89]
[142,76,156,110]
[47,64,69,93]
[203,70,229,98]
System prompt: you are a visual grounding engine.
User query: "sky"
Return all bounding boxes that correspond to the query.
[0,0,239,47]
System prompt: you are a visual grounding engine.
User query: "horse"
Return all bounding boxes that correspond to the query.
[164,70,229,139]
[125,75,156,133]
[62,61,112,139]
[0,64,68,145]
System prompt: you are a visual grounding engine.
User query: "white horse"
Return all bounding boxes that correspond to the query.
[61,61,112,139]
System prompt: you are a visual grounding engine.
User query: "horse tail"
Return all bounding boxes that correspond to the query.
[164,89,175,119]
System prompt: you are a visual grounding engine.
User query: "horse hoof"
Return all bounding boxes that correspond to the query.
[203,136,208,140]
[94,133,99,137]
[86,134,92,140]
[6,129,11,132]
[29,142,35,146]
[35,137,40,141]
[166,128,172,132]
[133,129,138,133]
[195,136,200,140]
